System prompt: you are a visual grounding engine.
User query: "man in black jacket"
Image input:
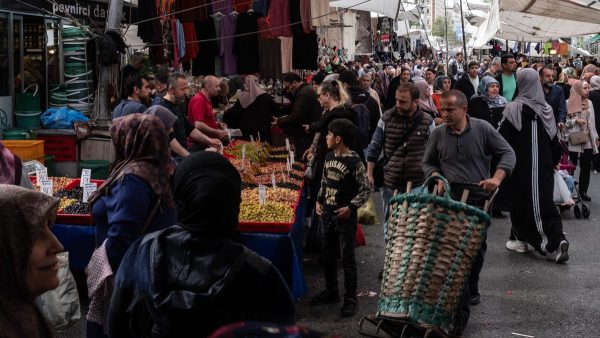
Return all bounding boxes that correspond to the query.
[338,70,381,142]
[273,73,322,160]
[454,61,481,101]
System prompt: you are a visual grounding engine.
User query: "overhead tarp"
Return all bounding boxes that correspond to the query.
[471,0,500,48]
[330,0,420,22]
[499,0,600,25]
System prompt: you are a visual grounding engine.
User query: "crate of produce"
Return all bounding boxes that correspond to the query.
[54,178,105,225]
[3,140,45,164]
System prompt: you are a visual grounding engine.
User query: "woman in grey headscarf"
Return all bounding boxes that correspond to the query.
[469,76,508,128]
[498,68,569,263]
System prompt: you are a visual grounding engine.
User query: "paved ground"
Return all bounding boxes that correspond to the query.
[57,175,600,338]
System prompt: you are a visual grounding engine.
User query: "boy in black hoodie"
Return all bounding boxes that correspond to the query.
[310,118,371,317]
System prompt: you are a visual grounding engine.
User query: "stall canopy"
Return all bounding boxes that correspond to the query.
[500,0,600,24]
[330,0,420,22]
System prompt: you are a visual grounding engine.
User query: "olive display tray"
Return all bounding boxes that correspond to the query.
[55,178,105,225]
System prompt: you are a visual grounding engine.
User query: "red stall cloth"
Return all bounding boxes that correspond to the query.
[180,22,199,62]
[267,0,293,37]
[233,0,253,12]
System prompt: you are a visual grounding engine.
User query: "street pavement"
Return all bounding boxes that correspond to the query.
[57,175,600,338]
[297,174,600,338]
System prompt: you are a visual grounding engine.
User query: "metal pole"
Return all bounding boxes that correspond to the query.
[459,0,468,59]
[96,0,123,126]
[444,5,449,65]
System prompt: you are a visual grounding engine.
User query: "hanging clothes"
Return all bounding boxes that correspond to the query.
[181,22,199,63]
[152,19,172,65]
[258,38,282,80]
[175,0,208,22]
[267,0,293,37]
[258,17,276,40]
[136,0,156,43]
[279,37,293,73]
[211,0,232,14]
[171,19,180,66]
[543,42,552,54]
[552,40,560,52]
[289,0,303,36]
[193,18,218,76]
[234,11,263,74]
[300,0,312,33]
[559,43,569,56]
[292,31,318,70]
[253,0,270,15]
[212,14,223,76]
[310,0,330,27]
[233,0,252,12]
[221,13,238,75]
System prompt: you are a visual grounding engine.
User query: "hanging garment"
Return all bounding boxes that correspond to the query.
[552,40,560,51]
[234,11,263,74]
[279,36,293,73]
[253,0,270,15]
[181,22,199,62]
[193,18,218,76]
[177,20,186,59]
[221,13,238,75]
[292,31,318,70]
[258,38,282,80]
[211,0,232,14]
[171,19,180,66]
[289,0,303,36]
[268,0,293,37]
[258,17,276,40]
[544,42,552,54]
[524,42,530,54]
[212,14,223,76]
[233,0,252,12]
[310,0,330,27]
[535,42,542,54]
[559,43,569,56]
[136,0,156,43]
[300,0,312,33]
[175,0,208,22]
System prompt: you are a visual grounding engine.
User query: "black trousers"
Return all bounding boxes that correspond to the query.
[321,212,357,301]
[569,149,593,194]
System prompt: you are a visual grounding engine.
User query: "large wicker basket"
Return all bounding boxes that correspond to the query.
[377,176,492,331]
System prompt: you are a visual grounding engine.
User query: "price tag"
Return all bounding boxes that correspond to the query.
[40,180,53,196]
[250,135,254,142]
[242,144,246,161]
[285,138,291,152]
[286,157,291,176]
[80,168,92,187]
[36,168,48,186]
[271,173,277,188]
[257,131,261,142]
[258,184,267,206]
[290,151,295,165]
[82,182,98,203]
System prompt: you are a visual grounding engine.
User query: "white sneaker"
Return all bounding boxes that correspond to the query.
[506,240,528,253]
[555,240,569,263]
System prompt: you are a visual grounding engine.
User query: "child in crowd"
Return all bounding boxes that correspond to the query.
[311,118,370,317]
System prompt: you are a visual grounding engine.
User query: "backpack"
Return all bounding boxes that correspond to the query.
[352,103,371,150]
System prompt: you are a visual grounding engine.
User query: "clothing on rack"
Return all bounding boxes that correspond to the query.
[259,38,282,80]
[253,0,270,15]
[289,0,303,36]
[234,11,263,74]
[212,14,223,76]
[171,19,180,66]
[221,13,238,75]
[193,18,218,76]
[176,20,186,59]
[211,0,233,14]
[136,0,156,43]
[280,37,293,73]
[292,30,318,70]
[268,0,292,37]
[258,17,275,39]
[181,22,199,62]
[234,0,253,13]
[310,0,330,27]
[300,0,312,33]
[175,0,208,22]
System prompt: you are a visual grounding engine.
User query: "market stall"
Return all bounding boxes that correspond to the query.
[38,140,309,299]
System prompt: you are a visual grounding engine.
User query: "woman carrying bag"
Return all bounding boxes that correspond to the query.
[565,80,599,201]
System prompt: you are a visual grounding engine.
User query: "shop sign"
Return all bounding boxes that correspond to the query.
[47,0,137,24]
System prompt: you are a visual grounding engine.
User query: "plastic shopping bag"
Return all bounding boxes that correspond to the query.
[358,195,378,225]
[553,171,575,206]
[41,107,89,129]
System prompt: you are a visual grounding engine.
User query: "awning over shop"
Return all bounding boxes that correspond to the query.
[499,0,600,25]
[330,0,420,22]
[591,34,600,44]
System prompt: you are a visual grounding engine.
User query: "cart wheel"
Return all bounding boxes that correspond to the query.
[574,205,582,219]
[582,204,590,219]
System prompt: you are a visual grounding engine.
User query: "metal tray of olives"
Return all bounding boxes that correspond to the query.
[55,178,105,225]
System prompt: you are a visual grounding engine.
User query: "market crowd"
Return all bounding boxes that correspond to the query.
[1,52,599,338]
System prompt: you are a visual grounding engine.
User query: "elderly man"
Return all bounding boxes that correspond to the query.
[423,89,516,335]
[188,75,229,151]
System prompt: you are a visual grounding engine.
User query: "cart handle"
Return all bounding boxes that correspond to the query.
[23,84,39,96]
[419,175,452,199]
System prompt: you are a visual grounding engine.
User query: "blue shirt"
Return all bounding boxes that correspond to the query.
[112,99,147,119]
[92,174,176,271]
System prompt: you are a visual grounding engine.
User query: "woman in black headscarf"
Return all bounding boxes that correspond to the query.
[0,185,64,338]
[108,152,296,338]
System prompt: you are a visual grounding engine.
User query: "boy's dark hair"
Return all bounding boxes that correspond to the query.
[501,54,515,65]
[123,72,147,97]
[328,118,358,147]
[282,72,302,83]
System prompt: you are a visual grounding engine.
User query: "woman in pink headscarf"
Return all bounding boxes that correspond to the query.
[414,80,441,125]
[565,80,599,201]
[223,75,281,143]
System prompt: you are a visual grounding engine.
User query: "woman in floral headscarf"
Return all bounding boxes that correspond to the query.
[469,76,508,128]
[565,80,599,201]
[87,113,177,337]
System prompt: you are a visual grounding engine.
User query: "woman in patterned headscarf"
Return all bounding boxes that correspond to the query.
[0,185,63,338]
[87,113,176,337]
[0,141,33,188]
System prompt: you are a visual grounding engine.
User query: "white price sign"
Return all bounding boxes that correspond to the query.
[258,184,267,206]
[289,151,295,165]
[40,180,53,196]
[82,182,98,203]
[36,168,48,186]
[80,168,92,187]
[285,138,291,152]
[250,135,254,142]
[257,131,261,142]
[271,173,277,188]
[242,144,246,161]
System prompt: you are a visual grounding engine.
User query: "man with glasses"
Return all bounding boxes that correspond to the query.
[422,89,515,335]
[455,61,481,101]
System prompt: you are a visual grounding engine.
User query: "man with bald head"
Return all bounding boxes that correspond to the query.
[188,75,229,151]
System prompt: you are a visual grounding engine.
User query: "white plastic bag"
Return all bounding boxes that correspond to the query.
[553,172,575,206]
[36,252,81,329]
